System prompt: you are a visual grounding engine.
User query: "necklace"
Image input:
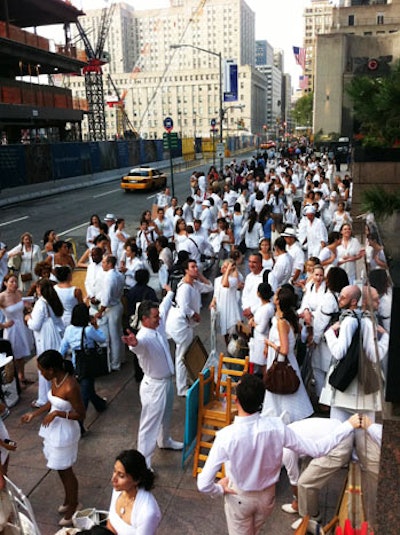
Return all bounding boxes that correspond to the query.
[53,372,68,389]
[119,494,136,516]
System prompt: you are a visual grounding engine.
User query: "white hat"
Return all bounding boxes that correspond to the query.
[304,205,316,215]
[281,227,298,239]
[202,200,211,207]
[104,213,116,221]
[0,353,13,369]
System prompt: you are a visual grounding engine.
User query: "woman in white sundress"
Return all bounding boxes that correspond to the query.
[262,286,313,423]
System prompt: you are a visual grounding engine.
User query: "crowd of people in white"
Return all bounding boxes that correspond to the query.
[0,149,392,533]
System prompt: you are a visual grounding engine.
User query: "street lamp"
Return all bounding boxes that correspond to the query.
[170,43,223,171]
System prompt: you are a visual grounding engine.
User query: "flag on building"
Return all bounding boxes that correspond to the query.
[293,46,306,70]
[299,75,309,90]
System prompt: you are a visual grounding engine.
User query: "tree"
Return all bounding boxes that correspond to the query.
[346,60,400,146]
[293,93,313,128]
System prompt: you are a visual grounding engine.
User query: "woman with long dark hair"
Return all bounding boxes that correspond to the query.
[21,350,85,526]
[262,286,313,422]
[26,279,64,408]
[60,303,107,413]
[107,449,161,535]
[86,214,102,250]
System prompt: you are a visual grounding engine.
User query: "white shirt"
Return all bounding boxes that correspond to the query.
[197,413,354,496]
[298,216,328,258]
[270,253,293,290]
[174,279,213,325]
[122,255,145,289]
[153,217,174,240]
[132,292,175,379]
[242,270,265,313]
[100,268,124,307]
[85,261,103,300]
[286,241,305,278]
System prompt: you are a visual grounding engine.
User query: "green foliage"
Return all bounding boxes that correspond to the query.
[293,93,313,128]
[346,61,400,147]
[361,187,400,218]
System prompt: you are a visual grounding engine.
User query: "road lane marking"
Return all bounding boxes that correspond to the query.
[58,223,88,236]
[93,189,121,198]
[0,216,29,227]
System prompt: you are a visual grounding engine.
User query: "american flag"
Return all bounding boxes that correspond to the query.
[293,46,306,70]
[299,75,309,90]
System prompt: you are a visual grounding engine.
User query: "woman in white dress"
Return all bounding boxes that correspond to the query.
[232,202,244,246]
[262,286,313,422]
[318,231,342,274]
[0,273,33,386]
[26,279,65,408]
[107,449,161,535]
[114,219,130,262]
[337,223,364,284]
[54,266,83,328]
[8,232,43,293]
[330,201,352,232]
[120,242,145,291]
[209,259,243,345]
[21,350,85,526]
[248,282,274,375]
[86,214,102,250]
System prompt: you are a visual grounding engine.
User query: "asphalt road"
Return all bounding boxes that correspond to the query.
[0,162,208,257]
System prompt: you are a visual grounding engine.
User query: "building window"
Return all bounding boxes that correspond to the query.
[377,14,384,25]
[348,15,354,26]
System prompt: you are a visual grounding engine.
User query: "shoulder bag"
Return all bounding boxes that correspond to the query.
[75,327,109,381]
[263,350,300,395]
[328,315,360,392]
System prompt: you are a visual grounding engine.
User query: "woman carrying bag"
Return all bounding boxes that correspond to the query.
[25,279,64,408]
[60,303,107,414]
[8,232,42,293]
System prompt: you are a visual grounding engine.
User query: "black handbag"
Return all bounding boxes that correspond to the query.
[75,327,109,380]
[263,351,300,395]
[329,317,360,392]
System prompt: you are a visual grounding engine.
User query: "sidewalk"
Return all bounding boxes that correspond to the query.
[3,314,347,535]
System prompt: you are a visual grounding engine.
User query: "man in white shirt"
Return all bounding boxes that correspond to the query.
[197,374,359,535]
[95,254,125,371]
[281,227,305,285]
[297,206,328,258]
[153,207,174,241]
[166,259,213,396]
[200,200,213,233]
[242,253,265,319]
[103,213,117,256]
[165,196,178,223]
[122,295,183,470]
[269,237,293,291]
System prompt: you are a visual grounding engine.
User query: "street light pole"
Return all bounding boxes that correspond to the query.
[170,43,223,172]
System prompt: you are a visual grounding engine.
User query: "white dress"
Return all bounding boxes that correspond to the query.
[109,488,161,535]
[213,275,242,336]
[262,317,313,423]
[337,237,361,284]
[249,302,274,365]
[39,391,80,470]
[2,301,32,359]
[54,285,79,328]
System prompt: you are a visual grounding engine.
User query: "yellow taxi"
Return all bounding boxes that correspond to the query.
[120,167,167,192]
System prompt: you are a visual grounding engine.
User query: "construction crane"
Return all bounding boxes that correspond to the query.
[75,2,116,141]
[106,74,138,139]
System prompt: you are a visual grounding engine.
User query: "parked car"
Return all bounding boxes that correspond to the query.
[120,167,167,192]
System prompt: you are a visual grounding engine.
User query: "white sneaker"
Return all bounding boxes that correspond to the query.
[291,517,324,534]
[281,503,298,514]
[159,439,183,450]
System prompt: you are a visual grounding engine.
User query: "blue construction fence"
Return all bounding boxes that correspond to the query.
[0,134,256,189]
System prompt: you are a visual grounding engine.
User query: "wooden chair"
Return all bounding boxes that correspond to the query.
[192,353,249,478]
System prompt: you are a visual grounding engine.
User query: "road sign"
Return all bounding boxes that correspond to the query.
[163,116,174,133]
[210,118,216,127]
[163,132,179,150]
[216,142,225,159]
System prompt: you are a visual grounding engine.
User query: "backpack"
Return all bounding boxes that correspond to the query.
[329,314,360,392]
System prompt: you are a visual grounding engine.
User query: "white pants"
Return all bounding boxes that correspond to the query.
[37,372,51,406]
[173,327,193,396]
[224,484,275,535]
[98,302,123,370]
[137,375,174,469]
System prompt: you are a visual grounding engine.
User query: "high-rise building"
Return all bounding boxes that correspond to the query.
[303,0,334,92]
[66,0,271,140]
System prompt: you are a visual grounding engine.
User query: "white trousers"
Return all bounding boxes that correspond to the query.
[137,375,174,469]
[98,302,123,370]
[173,327,193,396]
[224,484,276,535]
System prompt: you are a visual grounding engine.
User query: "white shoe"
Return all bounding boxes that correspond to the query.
[159,439,183,450]
[282,503,298,514]
[291,518,303,530]
[291,517,323,534]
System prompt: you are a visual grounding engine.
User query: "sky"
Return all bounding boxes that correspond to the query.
[60,0,313,85]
